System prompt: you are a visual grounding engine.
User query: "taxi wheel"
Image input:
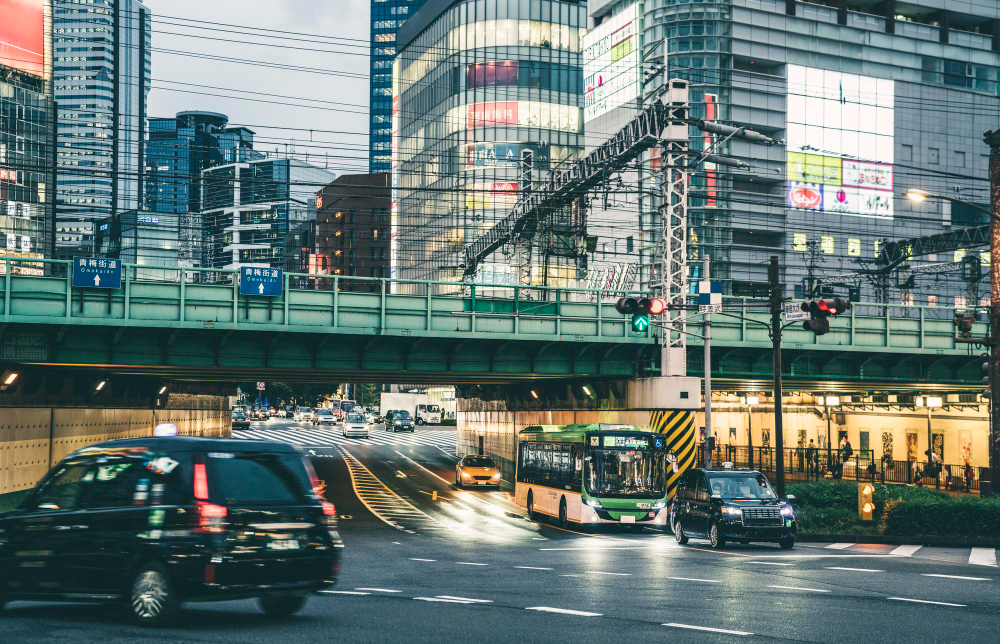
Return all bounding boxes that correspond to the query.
[558,498,568,529]
[526,491,536,521]
[128,561,179,626]
[709,522,726,549]
[779,537,795,550]
[259,594,307,617]
[674,521,689,544]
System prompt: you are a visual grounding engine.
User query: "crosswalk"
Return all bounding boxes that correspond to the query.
[818,542,997,567]
[233,424,458,456]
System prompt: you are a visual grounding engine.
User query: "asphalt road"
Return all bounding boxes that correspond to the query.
[3,424,999,643]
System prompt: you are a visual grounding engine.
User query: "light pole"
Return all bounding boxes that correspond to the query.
[741,395,759,469]
[907,184,998,494]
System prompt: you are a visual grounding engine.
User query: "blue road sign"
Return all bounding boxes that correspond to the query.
[240,266,283,297]
[72,256,122,289]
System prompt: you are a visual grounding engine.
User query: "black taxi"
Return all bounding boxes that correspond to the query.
[670,465,796,549]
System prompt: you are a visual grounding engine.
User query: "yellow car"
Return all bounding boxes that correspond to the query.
[455,455,501,488]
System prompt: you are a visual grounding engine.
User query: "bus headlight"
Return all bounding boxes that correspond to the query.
[652,501,666,509]
[584,498,602,508]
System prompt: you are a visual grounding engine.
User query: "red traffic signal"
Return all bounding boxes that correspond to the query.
[801,298,849,336]
[647,297,666,315]
[616,297,666,317]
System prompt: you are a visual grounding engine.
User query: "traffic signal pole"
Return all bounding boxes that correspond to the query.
[769,256,786,497]
[703,257,713,470]
[986,131,1000,495]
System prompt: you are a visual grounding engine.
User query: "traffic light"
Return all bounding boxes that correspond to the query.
[616,296,665,333]
[858,483,874,522]
[982,353,991,400]
[801,297,850,336]
[954,312,974,339]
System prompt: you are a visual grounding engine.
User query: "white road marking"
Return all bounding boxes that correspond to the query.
[357,587,403,593]
[526,607,602,617]
[392,542,402,545]
[393,450,452,485]
[585,571,631,576]
[435,596,493,603]
[663,623,753,636]
[922,574,990,581]
[515,566,553,571]
[825,543,855,550]
[320,590,370,595]
[768,585,831,593]
[559,574,584,578]
[414,597,478,604]
[667,577,721,583]
[410,558,437,562]
[456,562,490,566]
[969,547,998,567]
[749,562,795,566]
[889,544,923,557]
[826,567,884,573]
[887,597,965,607]
[532,537,548,541]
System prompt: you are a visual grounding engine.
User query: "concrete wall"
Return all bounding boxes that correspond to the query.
[0,395,231,504]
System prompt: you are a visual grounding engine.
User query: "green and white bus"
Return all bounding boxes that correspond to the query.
[514,424,672,529]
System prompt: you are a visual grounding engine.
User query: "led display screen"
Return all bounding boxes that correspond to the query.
[582,3,640,122]
[786,65,894,219]
[0,0,44,78]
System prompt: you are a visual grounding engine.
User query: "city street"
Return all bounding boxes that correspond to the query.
[2,424,998,643]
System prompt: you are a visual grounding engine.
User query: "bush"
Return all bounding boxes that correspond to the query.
[440,418,457,426]
[787,480,1000,540]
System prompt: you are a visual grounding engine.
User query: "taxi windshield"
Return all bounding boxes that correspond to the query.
[464,457,495,468]
[585,448,666,498]
[395,411,411,419]
[708,475,777,500]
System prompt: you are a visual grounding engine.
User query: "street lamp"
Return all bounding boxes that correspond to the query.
[917,395,944,486]
[906,188,992,216]
[740,395,759,468]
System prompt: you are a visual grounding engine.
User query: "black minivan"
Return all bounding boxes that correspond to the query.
[0,436,342,625]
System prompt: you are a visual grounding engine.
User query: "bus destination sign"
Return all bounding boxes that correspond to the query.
[603,436,650,449]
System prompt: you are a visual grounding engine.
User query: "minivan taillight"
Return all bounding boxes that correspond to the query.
[196,501,228,533]
[322,501,337,525]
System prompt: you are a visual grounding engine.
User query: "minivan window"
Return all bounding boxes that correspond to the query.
[82,459,148,509]
[210,453,311,505]
[24,463,90,512]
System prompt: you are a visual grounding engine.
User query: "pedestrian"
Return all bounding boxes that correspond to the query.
[881,452,893,484]
[867,459,876,482]
[964,461,974,493]
[796,441,805,473]
[912,459,922,486]
[805,440,817,479]
[926,449,943,488]
[840,438,853,479]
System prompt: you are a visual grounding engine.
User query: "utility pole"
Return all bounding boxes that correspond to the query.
[703,256,713,469]
[986,129,1000,495]
[768,256,786,497]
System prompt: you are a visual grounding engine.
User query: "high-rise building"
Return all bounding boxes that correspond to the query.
[94,209,179,281]
[583,0,1000,307]
[392,0,588,289]
[370,0,429,174]
[145,111,262,269]
[0,0,55,268]
[53,0,151,256]
[314,172,391,291]
[200,158,334,272]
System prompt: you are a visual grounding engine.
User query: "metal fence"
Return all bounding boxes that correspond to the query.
[697,444,989,494]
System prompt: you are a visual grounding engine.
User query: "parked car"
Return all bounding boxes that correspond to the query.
[0,436,342,625]
[384,410,415,433]
[312,409,336,426]
[231,411,251,431]
[341,412,371,438]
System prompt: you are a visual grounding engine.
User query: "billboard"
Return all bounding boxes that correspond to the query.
[785,65,894,219]
[583,3,640,122]
[464,141,550,170]
[0,0,44,78]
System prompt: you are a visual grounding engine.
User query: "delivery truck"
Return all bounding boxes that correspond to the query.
[379,392,442,425]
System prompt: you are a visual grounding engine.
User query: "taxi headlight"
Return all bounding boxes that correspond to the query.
[781,505,794,517]
[461,471,471,478]
[491,472,501,480]
[721,507,742,517]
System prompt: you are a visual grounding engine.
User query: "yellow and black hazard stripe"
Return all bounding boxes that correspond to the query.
[649,410,696,500]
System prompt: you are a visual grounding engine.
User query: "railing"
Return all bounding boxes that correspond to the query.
[0,258,656,342]
[698,444,988,493]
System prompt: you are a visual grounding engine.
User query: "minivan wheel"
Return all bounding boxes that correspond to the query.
[129,562,178,626]
[674,520,689,544]
[259,594,307,617]
[710,523,726,549]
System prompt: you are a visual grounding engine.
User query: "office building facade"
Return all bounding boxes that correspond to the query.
[145,111,262,269]
[95,209,179,280]
[314,172,391,291]
[371,0,430,173]
[581,0,1000,308]
[1,0,55,268]
[393,0,588,288]
[200,158,334,272]
[53,0,151,256]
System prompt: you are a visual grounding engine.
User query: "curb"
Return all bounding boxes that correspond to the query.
[798,533,1000,548]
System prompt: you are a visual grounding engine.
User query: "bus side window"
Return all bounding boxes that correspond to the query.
[540,444,553,483]
[574,446,583,472]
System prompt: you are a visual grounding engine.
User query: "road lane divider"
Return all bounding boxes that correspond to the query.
[663,623,753,636]
[321,590,370,595]
[515,566,553,571]
[826,567,884,573]
[435,596,493,603]
[409,558,436,562]
[921,574,990,581]
[768,585,831,593]
[888,544,923,557]
[667,577,721,584]
[887,597,965,607]
[338,446,435,532]
[357,588,403,593]
[526,607,602,617]
[825,543,855,550]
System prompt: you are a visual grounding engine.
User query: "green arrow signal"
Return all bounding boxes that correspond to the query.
[631,314,649,332]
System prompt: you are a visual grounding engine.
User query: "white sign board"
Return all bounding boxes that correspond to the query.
[582,3,640,122]
[784,302,810,322]
[256,381,266,390]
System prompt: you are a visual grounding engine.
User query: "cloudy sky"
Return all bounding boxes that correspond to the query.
[145,0,371,175]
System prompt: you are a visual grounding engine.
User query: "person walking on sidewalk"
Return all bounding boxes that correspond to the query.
[805,440,818,480]
[964,461,974,493]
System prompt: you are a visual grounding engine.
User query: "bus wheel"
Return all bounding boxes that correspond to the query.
[526,492,536,521]
[558,498,568,530]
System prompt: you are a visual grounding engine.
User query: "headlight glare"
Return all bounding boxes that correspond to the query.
[781,505,794,517]
[584,498,602,508]
[721,506,742,517]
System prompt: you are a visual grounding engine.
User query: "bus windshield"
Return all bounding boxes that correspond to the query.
[585,448,667,498]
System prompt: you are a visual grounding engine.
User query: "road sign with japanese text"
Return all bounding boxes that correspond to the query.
[698,280,722,314]
[784,302,810,322]
[240,266,283,297]
[72,256,121,289]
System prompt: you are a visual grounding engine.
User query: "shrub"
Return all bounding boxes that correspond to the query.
[440,418,457,426]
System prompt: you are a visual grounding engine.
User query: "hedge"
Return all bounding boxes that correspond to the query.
[787,481,1000,540]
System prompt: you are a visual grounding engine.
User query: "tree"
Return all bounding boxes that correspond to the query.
[357,383,380,408]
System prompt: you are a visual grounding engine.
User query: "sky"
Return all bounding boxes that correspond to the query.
[145,0,371,176]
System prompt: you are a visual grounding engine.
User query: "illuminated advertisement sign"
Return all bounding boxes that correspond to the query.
[785,65,894,219]
[0,0,44,78]
[464,141,550,170]
[582,3,640,122]
[464,182,518,210]
[466,102,518,129]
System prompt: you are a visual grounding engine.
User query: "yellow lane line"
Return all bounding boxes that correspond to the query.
[338,446,434,531]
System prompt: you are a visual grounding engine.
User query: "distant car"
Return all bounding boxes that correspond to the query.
[341,412,371,438]
[384,410,414,433]
[268,407,278,417]
[0,436,341,625]
[456,455,501,488]
[283,405,296,419]
[294,407,311,422]
[312,409,336,426]
[231,412,251,431]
